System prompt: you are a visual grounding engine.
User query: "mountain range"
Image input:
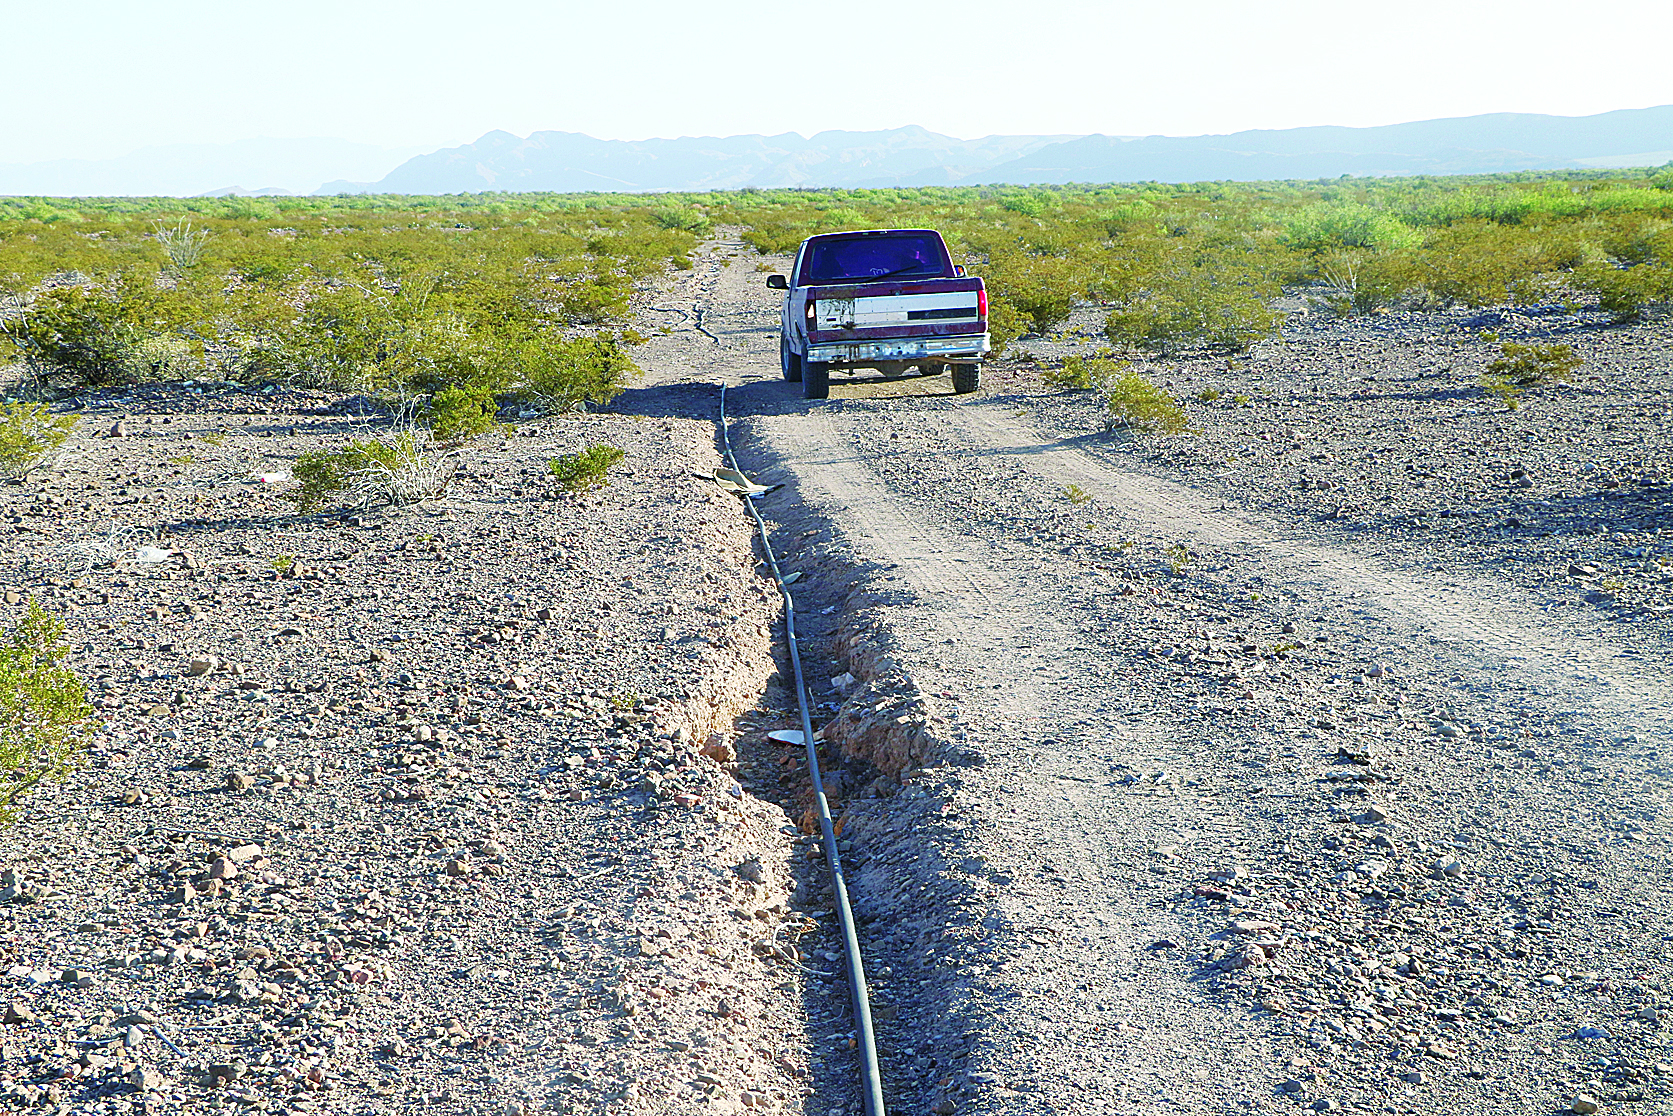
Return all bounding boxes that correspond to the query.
[2,106,1669,198]
[0,138,430,198]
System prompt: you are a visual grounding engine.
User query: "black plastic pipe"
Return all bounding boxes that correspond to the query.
[717,383,888,1116]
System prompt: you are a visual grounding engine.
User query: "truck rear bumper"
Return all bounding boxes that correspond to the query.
[807,333,989,364]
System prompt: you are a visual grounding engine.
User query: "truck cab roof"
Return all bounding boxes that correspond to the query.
[795,229,954,285]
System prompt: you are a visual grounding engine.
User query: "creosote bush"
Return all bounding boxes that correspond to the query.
[1100,368,1189,435]
[288,431,455,512]
[1481,341,1585,407]
[0,196,680,401]
[0,599,92,821]
[1042,351,1121,390]
[548,444,625,492]
[0,402,77,478]
[425,382,502,441]
[1486,341,1585,387]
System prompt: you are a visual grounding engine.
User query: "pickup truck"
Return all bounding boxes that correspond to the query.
[766,229,989,399]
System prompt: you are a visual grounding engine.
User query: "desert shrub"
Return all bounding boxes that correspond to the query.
[1574,258,1673,320]
[979,252,1082,337]
[549,444,625,492]
[1101,368,1188,434]
[984,297,1028,356]
[425,382,502,441]
[1311,249,1425,314]
[0,600,92,821]
[152,218,209,274]
[1106,265,1281,353]
[1416,221,1571,306]
[999,190,1056,217]
[1043,350,1122,389]
[0,199,695,393]
[288,431,454,512]
[1100,200,1158,233]
[652,205,713,236]
[1284,203,1420,252]
[2,283,143,386]
[518,335,638,412]
[557,278,631,324]
[1484,341,1584,388]
[0,402,77,478]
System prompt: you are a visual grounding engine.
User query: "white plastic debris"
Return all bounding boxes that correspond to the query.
[702,467,782,497]
[133,547,174,564]
[251,472,289,484]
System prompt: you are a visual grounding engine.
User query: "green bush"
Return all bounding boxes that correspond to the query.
[1484,341,1584,388]
[0,600,91,821]
[984,297,1028,356]
[1042,351,1123,389]
[651,205,713,236]
[1101,369,1189,434]
[983,252,1081,337]
[1312,249,1424,314]
[288,431,454,512]
[0,402,77,478]
[549,444,625,492]
[425,382,502,441]
[1574,258,1673,321]
[518,335,638,412]
[1106,264,1281,353]
[1284,202,1421,252]
[0,199,694,394]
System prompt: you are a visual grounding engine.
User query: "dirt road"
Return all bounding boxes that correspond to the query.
[630,242,1673,1116]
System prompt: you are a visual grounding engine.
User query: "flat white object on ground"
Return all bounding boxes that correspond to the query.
[701,467,783,497]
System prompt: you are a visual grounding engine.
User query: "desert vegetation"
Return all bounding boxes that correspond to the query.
[718,168,1673,353]
[0,400,75,477]
[4,172,1670,401]
[0,600,91,820]
[0,194,696,408]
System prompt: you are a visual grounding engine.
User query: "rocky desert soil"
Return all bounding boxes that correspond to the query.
[0,351,830,1114]
[5,233,1672,1116]
[622,239,1673,1116]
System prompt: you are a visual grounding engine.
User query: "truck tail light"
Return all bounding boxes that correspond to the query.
[977,288,988,320]
[805,296,817,330]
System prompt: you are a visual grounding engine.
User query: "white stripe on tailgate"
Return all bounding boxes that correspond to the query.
[852,291,978,326]
[854,292,977,314]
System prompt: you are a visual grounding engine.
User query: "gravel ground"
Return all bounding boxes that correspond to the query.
[0,374,822,1115]
[12,235,1670,1116]
[625,247,1673,1116]
[1005,297,1673,625]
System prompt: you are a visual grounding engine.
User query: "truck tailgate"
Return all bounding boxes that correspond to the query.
[807,278,984,341]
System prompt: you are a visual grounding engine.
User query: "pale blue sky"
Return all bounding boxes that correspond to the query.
[8,0,1672,163]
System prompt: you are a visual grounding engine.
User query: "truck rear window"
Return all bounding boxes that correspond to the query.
[801,235,950,284]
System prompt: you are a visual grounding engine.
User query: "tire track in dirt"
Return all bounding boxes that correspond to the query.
[956,401,1673,732]
[636,247,1673,1115]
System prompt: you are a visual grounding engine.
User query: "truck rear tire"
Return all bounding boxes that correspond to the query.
[781,334,803,383]
[803,361,831,400]
[951,363,981,394]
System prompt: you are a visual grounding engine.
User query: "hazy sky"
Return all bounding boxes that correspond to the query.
[8,0,1672,163]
